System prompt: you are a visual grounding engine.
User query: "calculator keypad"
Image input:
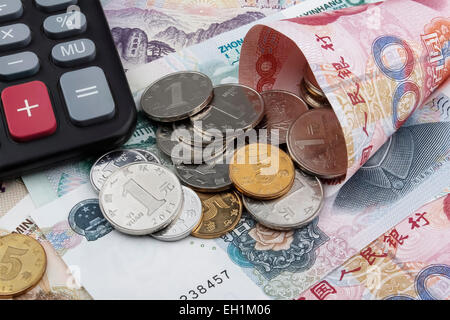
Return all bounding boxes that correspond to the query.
[60,66,115,126]
[0,23,30,50]
[0,0,136,179]
[0,0,23,23]
[0,51,39,80]
[1,81,57,142]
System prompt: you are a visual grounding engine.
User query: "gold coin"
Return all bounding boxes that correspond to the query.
[229,143,295,200]
[191,191,242,239]
[299,79,331,109]
[0,233,46,299]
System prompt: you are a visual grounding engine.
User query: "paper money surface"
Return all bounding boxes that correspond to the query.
[30,185,269,300]
[23,0,378,207]
[0,179,28,218]
[239,0,450,178]
[30,79,450,299]
[299,194,450,300]
[126,0,384,98]
[101,0,298,71]
[0,196,92,300]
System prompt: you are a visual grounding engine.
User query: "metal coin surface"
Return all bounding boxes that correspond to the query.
[152,186,202,242]
[243,170,324,230]
[299,79,331,109]
[191,84,264,136]
[134,149,161,164]
[305,64,322,95]
[191,191,242,239]
[287,109,347,179]
[90,149,147,192]
[172,121,214,147]
[259,90,309,144]
[141,71,213,122]
[229,144,295,200]
[175,157,232,192]
[0,234,47,298]
[99,163,184,235]
[157,124,225,164]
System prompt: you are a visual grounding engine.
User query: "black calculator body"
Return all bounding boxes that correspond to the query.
[0,0,137,180]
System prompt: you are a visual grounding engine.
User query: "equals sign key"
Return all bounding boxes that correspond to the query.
[60,66,116,127]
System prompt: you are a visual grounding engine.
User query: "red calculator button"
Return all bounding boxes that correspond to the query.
[1,81,57,142]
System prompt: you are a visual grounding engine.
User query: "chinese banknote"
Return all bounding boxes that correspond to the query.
[1,0,449,300]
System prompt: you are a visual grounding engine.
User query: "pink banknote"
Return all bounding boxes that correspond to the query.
[298,194,450,300]
[239,0,450,179]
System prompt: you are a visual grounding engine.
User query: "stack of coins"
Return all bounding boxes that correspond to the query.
[90,69,347,238]
[299,64,332,109]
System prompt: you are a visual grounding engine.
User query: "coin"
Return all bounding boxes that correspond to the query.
[191,84,264,136]
[90,149,147,192]
[134,149,161,164]
[141,71,213,122]
[287,109,347,179]
[191,191,242,239]
[175,157,232,193]
[229,143,295,200]
[258,90,309,144]
[299,78,331,109]
[243,170,324,230]
[172,120,214,147]
[152,186,202,242]
[99,163,184,235]
[156,124,225,164]
[0,234,47,298]
[304,64,324,97]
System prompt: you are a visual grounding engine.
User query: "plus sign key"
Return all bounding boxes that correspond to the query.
[1,81,57,142]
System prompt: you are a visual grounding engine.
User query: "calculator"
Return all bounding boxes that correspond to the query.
[0,0,137,180]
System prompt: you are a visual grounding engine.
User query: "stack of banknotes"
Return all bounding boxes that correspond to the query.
[1,0,449,300]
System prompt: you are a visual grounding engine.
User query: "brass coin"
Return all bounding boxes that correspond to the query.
[191,191,242,239]
[0,233,47,299]
[304,64,325,97]
[287,108,348,179]
[229,143,295,200]
[299,78,331,109]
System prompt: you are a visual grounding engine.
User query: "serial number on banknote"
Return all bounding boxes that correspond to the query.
[179,269,230,300]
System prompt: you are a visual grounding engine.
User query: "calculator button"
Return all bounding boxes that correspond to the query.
[0,0,23,23]
[35,0,77,12]
[60,66,115,126]
[52,38,95,67]
[43,11,86,39]
[1,81,57,142]
[0,51,39,81]
[0,24,31,51]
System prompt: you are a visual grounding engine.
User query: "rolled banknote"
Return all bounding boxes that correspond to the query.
[299,193,450,300]
[239,0,450,180]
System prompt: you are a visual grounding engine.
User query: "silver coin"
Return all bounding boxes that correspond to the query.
[191,84,264,136]
[172,121,214,147]
[242,170,324,230]
[90,149,147,192]
[141,71,213,122]
[175,157,232,192]
[99,163,184,236]
[152,186,202,241]
[156,124,226,164]
[134,149,161,164]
